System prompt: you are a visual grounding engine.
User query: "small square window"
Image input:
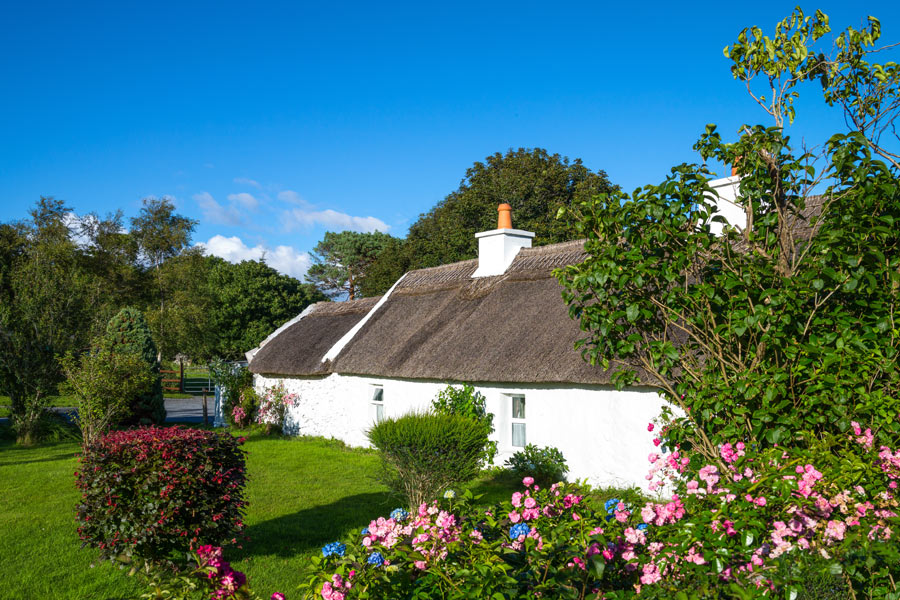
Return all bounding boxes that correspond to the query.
[370,385,384,423]
[510,395,526,448]
[512,422,526,447]
[512,396,525,419]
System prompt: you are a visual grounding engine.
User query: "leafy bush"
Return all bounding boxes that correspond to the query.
[231,388,259,427]
[75,426,247,566]
[505,443,568,487]
[60,344,155,444]
[102,308,165,425]
[368,411,490,508]
[209,359,253,425]
[431,384,497,466]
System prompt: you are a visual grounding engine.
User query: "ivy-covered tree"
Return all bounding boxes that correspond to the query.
[103,307,166,425]
[360,148,617,296]
[557,9,900,463]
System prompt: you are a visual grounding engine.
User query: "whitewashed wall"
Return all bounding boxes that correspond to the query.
[253,372,669,491]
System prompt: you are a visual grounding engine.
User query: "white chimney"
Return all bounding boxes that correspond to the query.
[472,203,535,277]
[705,173,745,235]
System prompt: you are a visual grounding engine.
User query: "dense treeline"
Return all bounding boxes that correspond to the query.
[0,196,324,441]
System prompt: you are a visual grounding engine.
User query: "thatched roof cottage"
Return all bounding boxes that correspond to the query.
[245,203,677,488]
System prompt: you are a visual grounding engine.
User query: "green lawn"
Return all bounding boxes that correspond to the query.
[0,426,518,599]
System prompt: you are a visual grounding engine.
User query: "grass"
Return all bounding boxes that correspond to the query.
[0,425,520,599]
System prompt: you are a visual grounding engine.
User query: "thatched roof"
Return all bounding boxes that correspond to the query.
[249,297,381,376]
[330,240,629,385]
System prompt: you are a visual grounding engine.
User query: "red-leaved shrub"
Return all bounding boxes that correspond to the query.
[75,426,247,565]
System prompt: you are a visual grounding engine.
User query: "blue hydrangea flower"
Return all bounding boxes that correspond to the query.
[367,552,385,566]
[361,527,369,535]
[509,523,531,539]
[636,523,649,531]
[604,498,620,514]
[389,508,409,522]
[321,542,346,558]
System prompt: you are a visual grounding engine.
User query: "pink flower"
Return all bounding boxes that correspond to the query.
[589,526,604,535]
[572,512,581,521]
[271,594,286,600]
[653,437,661,447]
[522,477,535,487]
[511,492,523,507]
[640,562,661,584]
[508,511,521,523]
[647,423,655,432]
[414,560,427,570]
[602,549,614,560]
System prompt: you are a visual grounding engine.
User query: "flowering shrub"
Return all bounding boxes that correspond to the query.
[256,382,299,433]
[140,545,283,600]
[75,426,248,566]
[298,426,900,599]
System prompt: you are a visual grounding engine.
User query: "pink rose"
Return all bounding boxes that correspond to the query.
[522,477,535,487]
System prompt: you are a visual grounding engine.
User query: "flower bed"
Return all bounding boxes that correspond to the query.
[294,425,900,599]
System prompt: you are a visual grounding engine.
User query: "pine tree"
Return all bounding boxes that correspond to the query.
[103,307,166,425]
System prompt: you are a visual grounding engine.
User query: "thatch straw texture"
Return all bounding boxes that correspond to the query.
[249,297,380,376]
[332,240,628,384]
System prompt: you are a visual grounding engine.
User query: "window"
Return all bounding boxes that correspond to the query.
[370,385,384,422]
[511,395,526,447]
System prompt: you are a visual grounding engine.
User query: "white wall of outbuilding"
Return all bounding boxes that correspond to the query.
[252,372,669,492]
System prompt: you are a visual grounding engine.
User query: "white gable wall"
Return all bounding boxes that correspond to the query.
[254,372,669,492]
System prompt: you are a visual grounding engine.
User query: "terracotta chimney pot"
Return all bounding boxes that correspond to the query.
[497,203,512,229]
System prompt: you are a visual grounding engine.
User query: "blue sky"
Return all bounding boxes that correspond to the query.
[2,1,898,278]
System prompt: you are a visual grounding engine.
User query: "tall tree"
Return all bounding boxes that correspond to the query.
[0,198,92,444]
[359,148,617,296]
[76,210,145,336]
[130,197,197,358]
[306,230,393,299]
[558,9,900,463]
[208,259,326,359]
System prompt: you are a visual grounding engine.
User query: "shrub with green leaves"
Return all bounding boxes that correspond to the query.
[209,359,254,425]
[431,384,498,466]
[367,411,490,508]
[60,344,155,444]
[102,307,165,425]
[75,426,247,567]
[505,443,569,487]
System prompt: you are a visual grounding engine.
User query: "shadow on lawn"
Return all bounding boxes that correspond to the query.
[239,491,395,558]
[0,451,78,467]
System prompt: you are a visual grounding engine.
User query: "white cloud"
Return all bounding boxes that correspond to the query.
[233,177,261,189]
[227,192,259,210]
[283,208,389,233]
[277,189,307,205]
[194,191,243,226]
[197,235,312,280]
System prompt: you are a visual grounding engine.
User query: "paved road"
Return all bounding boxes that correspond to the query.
[0,396,212,426]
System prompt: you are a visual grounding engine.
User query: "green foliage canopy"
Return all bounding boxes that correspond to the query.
[306,230,393,299]
[208,259,326,359]
[360,147,617,296]
[557,9,900,463]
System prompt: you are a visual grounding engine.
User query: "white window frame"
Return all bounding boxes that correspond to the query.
[370,384,385,423]
[510,394,526,448]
